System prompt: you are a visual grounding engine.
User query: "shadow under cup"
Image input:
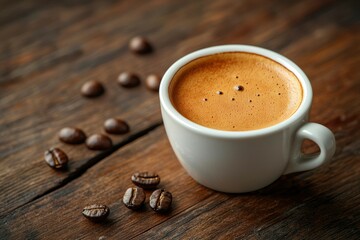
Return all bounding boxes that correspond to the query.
[159,45,336,193]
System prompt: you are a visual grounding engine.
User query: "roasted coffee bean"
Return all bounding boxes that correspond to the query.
[82,204,110,221]
[145,74,161,91]
[234,85,244,91]
[104,118,130,134]
[44,148,68,169]
[117,72,140,88]
[81,80,104,98]
[129,36,152,54]
[86,134,112,150]
[123,187,146,210]
[149,189,172,213]
[131,172,160,189]
[59,127,86,144]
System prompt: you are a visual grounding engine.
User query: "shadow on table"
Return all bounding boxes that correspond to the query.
[232,173,360,238]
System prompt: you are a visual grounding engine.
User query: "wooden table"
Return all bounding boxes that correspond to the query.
[1,0,359,239]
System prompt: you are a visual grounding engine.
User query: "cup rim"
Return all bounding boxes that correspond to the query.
[159,45,312,138]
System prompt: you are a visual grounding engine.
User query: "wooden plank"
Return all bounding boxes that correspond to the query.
[138,157,359,239]
[0,0,346,217]
[1,115,358,239]
[0,0,359,238]
[0,0,177,217]
[0,127,214,239]
[136,22,360,238]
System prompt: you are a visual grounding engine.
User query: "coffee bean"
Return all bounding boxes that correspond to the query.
[149,189,172,213]
[104,118,130,135]
[234,85,244,91]
[216,91,223,95]
[44,148,68,169]
[81,80,104,98]
[59,127,86,144]
[129,36,152,54]
[82,204,110,222]
[86,134,112,150]
[117,72,140,88]
[123,187,146,210]
[131,172,160,189]
[145,74,161,91]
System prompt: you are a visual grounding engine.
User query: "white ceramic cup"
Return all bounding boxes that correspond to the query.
[159,45,336,193]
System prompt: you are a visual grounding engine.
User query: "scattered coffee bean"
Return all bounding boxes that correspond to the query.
[145,74,161,91]
[131,172,160,189]
[129,36,152,54]
[149,189,172,213]
[86,134,112,150]
[234,85,244,91]
[104,118,129,135]
[44,148,68,169]
[216,91,223,95]
[123,187,146,210]
[117,72,141,88]
[81,80,104,98]
[82,204,110,222]
[59,127,86,144]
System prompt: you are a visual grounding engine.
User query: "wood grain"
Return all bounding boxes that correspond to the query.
[0,127,214,239]
[0,0,177,217]
[0,0,359,239]
[1,122,359,239]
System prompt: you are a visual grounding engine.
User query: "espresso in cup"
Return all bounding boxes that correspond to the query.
[169,52,303,131]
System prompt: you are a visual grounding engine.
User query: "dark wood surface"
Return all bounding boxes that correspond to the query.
[0,0,359,239]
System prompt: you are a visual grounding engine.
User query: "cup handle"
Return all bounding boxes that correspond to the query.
[284,122,336,174]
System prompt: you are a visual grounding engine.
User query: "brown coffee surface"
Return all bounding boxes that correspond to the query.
[169,52,303,131]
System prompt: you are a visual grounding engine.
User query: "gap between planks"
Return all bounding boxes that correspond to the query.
[4,121,163,218]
